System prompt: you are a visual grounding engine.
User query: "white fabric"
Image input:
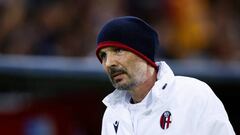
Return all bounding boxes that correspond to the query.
[101,61,235,135]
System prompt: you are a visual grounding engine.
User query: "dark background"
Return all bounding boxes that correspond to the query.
[0,0,239,134]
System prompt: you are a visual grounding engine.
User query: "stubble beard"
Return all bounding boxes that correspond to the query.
[108,69,137,91]
[111,76,137,91]
[109,71,146,91]
[107,64,147,91]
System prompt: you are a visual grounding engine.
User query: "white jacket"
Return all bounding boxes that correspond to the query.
[101,61,235,135]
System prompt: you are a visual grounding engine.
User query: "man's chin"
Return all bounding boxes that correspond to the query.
[113,82,134,91]
[113,83,128,90]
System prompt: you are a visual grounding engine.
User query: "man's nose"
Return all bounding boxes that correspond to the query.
[105,54,117,68]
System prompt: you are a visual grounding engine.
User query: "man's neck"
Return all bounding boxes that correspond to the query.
[129,72,157,104]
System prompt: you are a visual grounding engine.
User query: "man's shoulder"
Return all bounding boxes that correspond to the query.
[175,75,204,83]
[170,75,213,100]
[174,75,210,90]
[166,76,216,111]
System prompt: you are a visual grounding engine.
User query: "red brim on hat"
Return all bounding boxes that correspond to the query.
[96,41,158,70]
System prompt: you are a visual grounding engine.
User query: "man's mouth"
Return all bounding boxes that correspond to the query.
[111,72,125,78]
[108,67,127,82]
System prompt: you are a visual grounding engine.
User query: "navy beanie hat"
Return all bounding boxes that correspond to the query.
[96,16,159,70]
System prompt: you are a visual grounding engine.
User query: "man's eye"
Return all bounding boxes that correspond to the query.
[99,52,106,59]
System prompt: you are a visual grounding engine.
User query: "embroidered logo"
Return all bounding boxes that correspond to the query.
[160,111,172,130]
[113,121,119,133]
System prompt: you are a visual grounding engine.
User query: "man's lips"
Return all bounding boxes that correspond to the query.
[108,67,127,81]
[111,72,125,83]
[111,72,125,78]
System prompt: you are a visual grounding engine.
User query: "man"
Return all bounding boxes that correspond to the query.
[96,16,235,135]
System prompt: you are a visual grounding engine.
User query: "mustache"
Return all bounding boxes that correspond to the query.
[108,67,127,78]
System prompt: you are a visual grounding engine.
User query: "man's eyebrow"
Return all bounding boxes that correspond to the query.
[98,49,105,55]
[99,47,112,53]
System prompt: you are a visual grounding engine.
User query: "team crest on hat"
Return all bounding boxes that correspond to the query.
[160,111,172,130]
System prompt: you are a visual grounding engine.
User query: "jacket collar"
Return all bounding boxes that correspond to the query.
[102,61,175,107]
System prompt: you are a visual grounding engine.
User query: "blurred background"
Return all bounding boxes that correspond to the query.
[0,0,239,134]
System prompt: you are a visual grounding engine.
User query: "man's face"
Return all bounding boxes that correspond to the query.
[98,47,149,90]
